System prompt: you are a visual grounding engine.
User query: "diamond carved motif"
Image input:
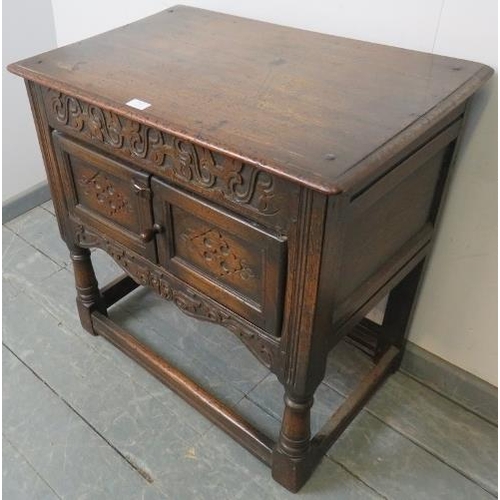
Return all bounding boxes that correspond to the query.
[78,171,132,217]
[184,228,256,281]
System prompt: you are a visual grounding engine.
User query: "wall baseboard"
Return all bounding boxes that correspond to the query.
[402,341,497,425]
[2,181,51,223]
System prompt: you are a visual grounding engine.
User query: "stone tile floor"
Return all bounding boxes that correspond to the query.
[3,201,498,499]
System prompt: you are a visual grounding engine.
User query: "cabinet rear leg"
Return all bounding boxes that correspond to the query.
[377,259,426,369]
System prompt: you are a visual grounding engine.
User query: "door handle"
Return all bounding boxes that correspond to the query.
[140,223,163,243]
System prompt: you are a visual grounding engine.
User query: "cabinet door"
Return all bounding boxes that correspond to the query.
[152,178,287,336]
[53,131,156,260]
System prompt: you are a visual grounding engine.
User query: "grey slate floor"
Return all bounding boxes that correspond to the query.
[3,200,498,500]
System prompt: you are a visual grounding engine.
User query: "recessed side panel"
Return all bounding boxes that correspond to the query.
[330,119,462,330]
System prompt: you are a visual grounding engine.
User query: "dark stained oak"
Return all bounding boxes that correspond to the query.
[9,5,492,493]
[8,5,492,193]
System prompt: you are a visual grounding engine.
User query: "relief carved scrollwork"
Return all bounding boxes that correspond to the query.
[46,89,279,216]
[73,224,275,369]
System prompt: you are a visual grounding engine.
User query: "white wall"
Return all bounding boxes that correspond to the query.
[35,1,500,384]
[410,1,498,386]
[3,0,57,201]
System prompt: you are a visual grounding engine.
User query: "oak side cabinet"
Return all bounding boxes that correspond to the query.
[8,6,493,492]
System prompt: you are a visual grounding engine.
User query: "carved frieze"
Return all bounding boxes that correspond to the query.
[45,89,282,218]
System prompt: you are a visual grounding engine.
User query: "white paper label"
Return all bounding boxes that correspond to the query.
[126,98,151,110]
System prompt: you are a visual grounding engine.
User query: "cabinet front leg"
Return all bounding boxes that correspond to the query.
[70,246,106,335]
[272,393,315,492]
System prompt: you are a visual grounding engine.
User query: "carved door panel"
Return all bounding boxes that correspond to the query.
[53,131,156,260]
[152,179,287,336]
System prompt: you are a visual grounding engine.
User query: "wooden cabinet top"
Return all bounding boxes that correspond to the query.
[8,5,492,193]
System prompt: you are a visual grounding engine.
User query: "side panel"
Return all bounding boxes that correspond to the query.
[327,116,463,337]
[25,81,70,241]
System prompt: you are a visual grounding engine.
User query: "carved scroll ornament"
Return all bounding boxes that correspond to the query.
[46,89,278,216]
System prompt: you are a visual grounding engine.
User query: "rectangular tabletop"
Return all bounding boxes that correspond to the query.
[8,5,492,192]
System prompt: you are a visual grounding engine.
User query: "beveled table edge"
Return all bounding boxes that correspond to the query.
[7,62,493,195]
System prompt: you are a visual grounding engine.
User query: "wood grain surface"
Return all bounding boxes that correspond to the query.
[8,5,492,192]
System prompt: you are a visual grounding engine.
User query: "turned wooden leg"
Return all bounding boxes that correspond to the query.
[69,246,106,335]
[272,393,315,492]
[377,259,426,368]
[278,394,313,457]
